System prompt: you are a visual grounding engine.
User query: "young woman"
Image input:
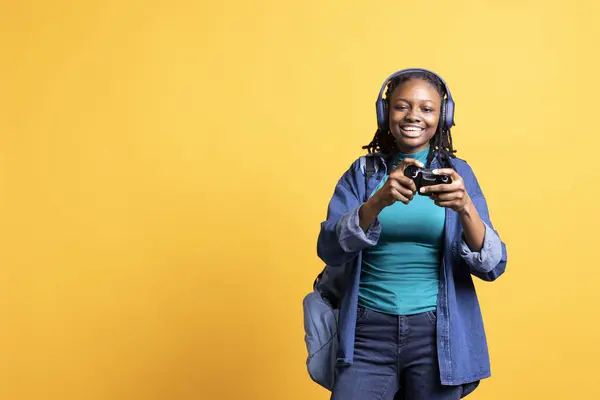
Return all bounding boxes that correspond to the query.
[316,68,507,399]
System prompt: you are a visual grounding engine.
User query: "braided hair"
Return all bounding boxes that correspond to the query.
[362,71,457,169]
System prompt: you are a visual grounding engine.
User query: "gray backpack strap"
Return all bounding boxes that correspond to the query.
[365,155,375,201]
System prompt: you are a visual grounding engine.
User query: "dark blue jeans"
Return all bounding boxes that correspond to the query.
[330,306,462,400]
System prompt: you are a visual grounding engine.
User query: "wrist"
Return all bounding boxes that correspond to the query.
[358,196,384,232]
[365,195,385,215]
[457,196,475,217]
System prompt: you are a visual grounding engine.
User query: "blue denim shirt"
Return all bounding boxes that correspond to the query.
[316,152,507,394]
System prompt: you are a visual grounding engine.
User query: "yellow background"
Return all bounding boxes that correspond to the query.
[1,1,598,399]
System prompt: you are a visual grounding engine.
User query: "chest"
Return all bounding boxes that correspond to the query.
[376,190,445,245]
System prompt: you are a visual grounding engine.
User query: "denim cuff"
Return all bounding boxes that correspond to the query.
[459,221,503,273]
[336,206,381,252]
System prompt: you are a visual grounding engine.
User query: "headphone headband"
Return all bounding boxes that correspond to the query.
[375,68,455,131]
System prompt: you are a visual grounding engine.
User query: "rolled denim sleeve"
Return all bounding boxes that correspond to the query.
[458,221,503,273]
[335,206,381,252]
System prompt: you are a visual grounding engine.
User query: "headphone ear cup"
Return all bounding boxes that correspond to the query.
[381,101,388,130]
[376,99,388,131]
[439,100,447,131]
[444,98,455,129]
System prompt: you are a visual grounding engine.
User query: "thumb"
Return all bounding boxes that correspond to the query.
[395,157,425,172]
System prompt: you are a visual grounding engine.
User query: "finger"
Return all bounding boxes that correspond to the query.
[393,157,424,173]
[433,191,464,202]
[421,182,461,194]
[433,200,459,208]
[389,180,415,200]
[432,168,460,180]
[403,157,425,168]
[390,187,410,204]
[389,175,417,193]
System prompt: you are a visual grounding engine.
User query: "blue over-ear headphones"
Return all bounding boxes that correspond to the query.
[375,68,455,132]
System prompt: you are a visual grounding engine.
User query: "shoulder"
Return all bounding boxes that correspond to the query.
[334,152,387,194]
[342,151,387,177]
[360,151,388,174]
[452,157,474,175]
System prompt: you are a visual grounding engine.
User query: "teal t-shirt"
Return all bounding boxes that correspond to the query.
[358,147,445,315]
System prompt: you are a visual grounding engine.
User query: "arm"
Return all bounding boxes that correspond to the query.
[459,193,507,282]
[423,164,508,282]
[359,195,386,231]
[456,166,507,282]
[317,156,425,267]
[457,199,485,252]
[316,161,381,267]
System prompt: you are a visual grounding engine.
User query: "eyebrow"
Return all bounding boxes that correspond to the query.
[394,97,437,104]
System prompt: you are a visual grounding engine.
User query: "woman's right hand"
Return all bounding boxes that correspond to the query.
[370,157,423,207]
[358,158,423,231]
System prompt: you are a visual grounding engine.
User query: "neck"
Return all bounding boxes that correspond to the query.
[396,144,430,154]
[391,146,430,170]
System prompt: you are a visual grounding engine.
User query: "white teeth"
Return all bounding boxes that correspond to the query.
[402,127,423,132]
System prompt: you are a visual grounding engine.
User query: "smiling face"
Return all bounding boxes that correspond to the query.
[388,78,442,154]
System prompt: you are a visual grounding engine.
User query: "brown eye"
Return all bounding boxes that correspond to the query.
[423,107,434,113]
[394,105,408,111]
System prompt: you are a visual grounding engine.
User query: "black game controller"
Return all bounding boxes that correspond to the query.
[403,165,452,196]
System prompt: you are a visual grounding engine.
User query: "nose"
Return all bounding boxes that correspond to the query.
[404,108,421,122]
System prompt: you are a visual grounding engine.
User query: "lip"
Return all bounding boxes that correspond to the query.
[400,125,425,137]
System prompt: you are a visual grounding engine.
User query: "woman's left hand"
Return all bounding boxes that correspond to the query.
[420,168,472,214]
